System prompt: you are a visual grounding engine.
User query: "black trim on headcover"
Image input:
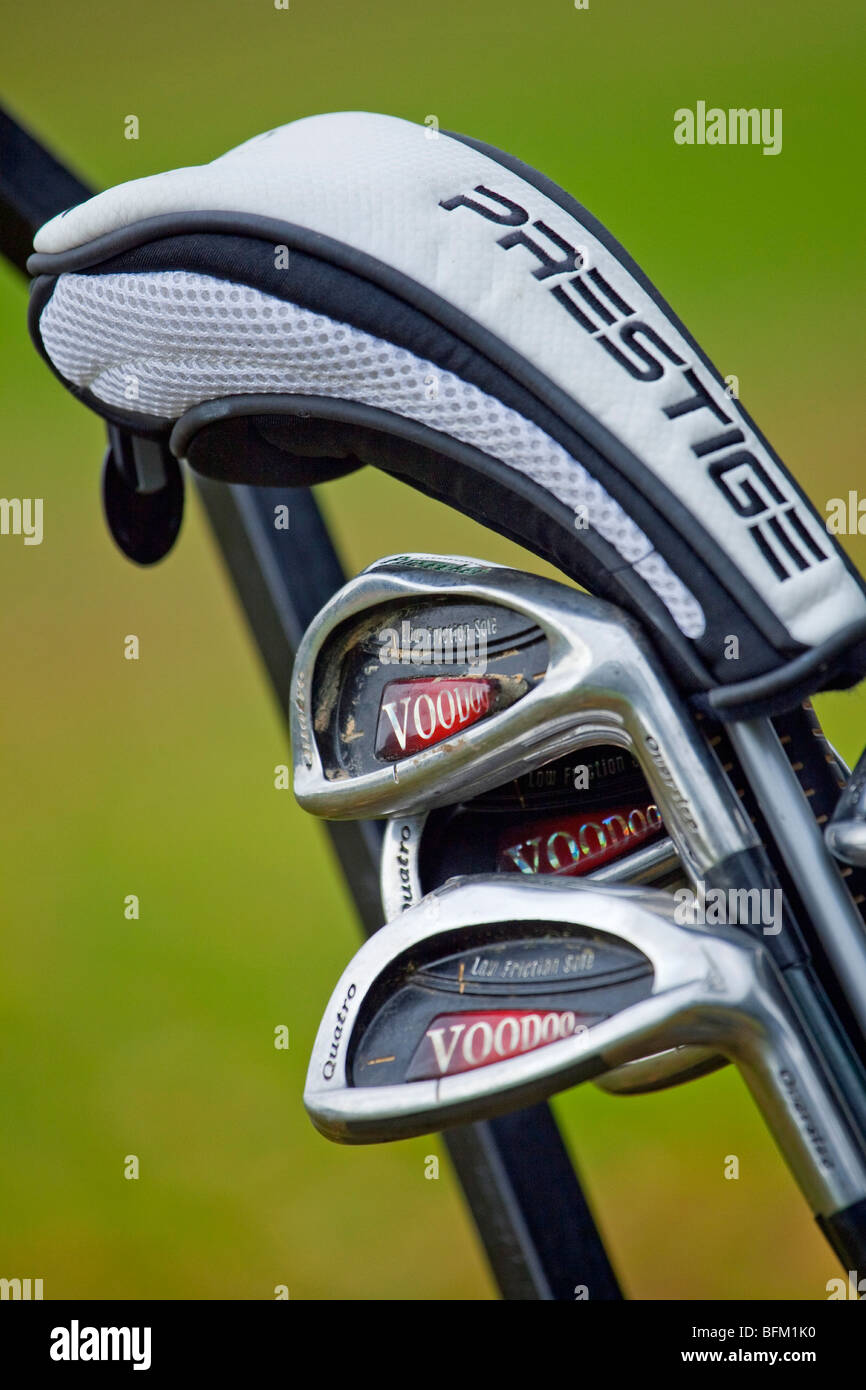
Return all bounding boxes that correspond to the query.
[177,391,718,693]
[179,394,866,715]
[701,621,866,717]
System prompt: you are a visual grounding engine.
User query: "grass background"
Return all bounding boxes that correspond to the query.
[1,0,865,1299]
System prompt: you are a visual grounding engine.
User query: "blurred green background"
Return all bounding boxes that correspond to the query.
[1,0,865,1300]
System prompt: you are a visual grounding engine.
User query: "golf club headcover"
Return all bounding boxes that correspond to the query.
[27,111,866,714]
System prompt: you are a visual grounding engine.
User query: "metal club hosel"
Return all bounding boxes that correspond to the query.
[590,674,760,880]
[703,942,866,1219]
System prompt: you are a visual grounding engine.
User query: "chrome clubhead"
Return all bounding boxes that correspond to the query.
[303,876,866,1242]
[290,553,759,885]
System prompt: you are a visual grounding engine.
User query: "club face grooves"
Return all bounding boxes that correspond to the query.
[292,557,614,818]
[304,877,711,1141]
[314,596,550,778]
[346,919,654,1088]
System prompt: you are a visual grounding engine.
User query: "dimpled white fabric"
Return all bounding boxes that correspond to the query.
[39,266,705,637]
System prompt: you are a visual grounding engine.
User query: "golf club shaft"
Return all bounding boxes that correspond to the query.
[727,716,866,1045]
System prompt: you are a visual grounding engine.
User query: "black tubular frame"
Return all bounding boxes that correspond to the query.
[0,103,622,1301]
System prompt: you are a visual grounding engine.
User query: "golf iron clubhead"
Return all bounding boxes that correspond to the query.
[378,745,681,919]
[291,553,762,888]
[378,740,681,939]
[304,875,866,1269]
